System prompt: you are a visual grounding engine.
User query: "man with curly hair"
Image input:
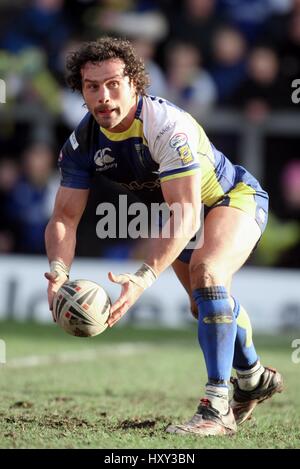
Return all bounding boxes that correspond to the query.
[45,36,283,437]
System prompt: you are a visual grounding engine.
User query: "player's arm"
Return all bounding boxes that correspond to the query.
[45,186,89,313]
[145,171,201,274]
[108,172,201,327]
[108,115,202,326]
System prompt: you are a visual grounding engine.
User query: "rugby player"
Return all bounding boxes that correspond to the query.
[45,37,283,436]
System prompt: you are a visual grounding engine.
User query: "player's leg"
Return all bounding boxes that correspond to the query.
[172,259,283,428]
[172,258,232,319]
[227,280,283,425]
[168,206,265,436]
[226,278,261,376]
[173,260,262,381]
[172,258,198,319]
[190,206,263,424]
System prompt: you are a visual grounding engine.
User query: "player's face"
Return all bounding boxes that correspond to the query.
[81,59,137,132]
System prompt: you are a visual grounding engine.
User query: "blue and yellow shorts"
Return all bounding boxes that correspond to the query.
[177,166,269,264]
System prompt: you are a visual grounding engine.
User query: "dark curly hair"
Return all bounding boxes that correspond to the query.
[66,36,150,95]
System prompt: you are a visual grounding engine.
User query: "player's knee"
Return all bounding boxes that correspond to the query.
[189,261,224,289]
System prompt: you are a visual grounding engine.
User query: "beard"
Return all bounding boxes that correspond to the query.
[93,106,121,128]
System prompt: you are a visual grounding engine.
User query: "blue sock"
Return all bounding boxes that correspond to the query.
[192,286,237,383]
[232,297,259,370]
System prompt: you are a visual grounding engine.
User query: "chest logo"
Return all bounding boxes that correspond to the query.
[94,148,117,171]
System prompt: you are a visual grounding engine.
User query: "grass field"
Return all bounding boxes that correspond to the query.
[0,320,299,449]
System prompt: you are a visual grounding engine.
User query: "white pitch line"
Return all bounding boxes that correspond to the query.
[5,342,153,369]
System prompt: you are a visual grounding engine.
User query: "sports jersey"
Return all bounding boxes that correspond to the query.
[59,94,268,261]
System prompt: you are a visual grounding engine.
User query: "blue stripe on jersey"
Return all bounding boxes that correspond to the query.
[210,144,236,194]
[234,165,266,193]
[147,94,185,112]
[160,163,200,179]
[135,95,143,119]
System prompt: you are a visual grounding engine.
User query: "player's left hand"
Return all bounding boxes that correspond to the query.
[107,263,157,327]
[107,271,144,327]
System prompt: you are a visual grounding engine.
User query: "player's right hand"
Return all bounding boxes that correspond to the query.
[44,271,68,321]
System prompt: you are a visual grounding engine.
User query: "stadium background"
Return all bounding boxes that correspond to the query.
[0,0,299,449]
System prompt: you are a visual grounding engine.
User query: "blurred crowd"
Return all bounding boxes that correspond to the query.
[0,0,299,267]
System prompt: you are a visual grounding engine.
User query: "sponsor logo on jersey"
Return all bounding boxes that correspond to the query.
[169,133,188,149]
[178,145,194,165]
[156,121,176,140]
[94,147,117,171]
[169,133,194,165]
[119,178,160,191]
[70,131,79,150]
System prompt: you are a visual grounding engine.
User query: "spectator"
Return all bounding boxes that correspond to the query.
[210,26,247,103]
[130,36,168,98]
[164,41,217,117]
[263,2,300,84]
[4,142,60,254]
[231,46,290,118]
[168,0,225,66]
[279,11,300,83]
[0,48,62,114]
[216,0,291,44]
[0,158,19,253]
[83,0,168,43]
[1,0,72,76]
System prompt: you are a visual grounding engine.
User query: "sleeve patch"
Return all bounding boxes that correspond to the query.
[169,133,194,165]
[169,133,188,149]
[178,145,194,165]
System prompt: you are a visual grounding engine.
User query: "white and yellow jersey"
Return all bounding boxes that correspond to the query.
[59,94,268,227]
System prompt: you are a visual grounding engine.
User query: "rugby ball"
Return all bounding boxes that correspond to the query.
[53,279,111,337]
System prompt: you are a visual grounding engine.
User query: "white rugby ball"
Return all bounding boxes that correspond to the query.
[53,279,111,337]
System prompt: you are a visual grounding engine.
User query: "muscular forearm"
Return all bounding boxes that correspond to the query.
[107,212,199,327]
[45,217,77,268]
[145,211,199,275]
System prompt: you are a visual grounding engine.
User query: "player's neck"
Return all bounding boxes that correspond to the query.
[108,95,139,133]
